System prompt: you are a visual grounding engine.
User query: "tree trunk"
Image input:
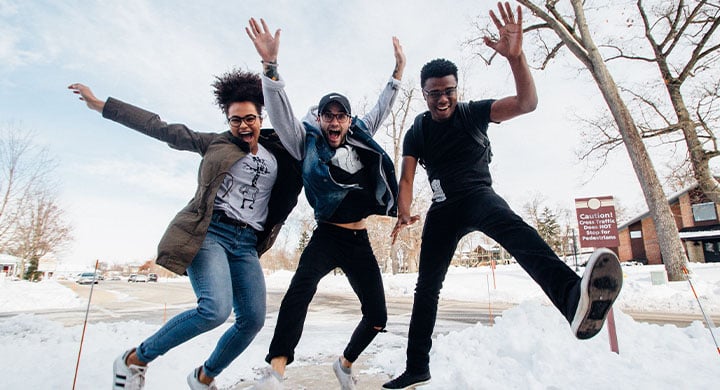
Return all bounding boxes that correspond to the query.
[667,87,720,203]
[516,0,689,280]
[568,0,688,280]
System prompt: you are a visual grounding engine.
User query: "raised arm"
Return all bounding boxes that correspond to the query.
[246,17,305,160]
[361,36,406,135]
[484,2,537,123]
[67,83,213,153]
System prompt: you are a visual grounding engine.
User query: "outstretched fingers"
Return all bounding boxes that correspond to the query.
[390,215,420,245]
[68,83,87,100]
[498,1,515,25]
[246,18,281,62]
[245,17,261,40]
[392,36,406,76]
[390,223,404,245]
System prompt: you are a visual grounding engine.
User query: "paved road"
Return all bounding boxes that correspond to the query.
[23,281,511,333]
[30,280,718,330]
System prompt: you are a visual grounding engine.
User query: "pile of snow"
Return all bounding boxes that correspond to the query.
[1,263,719,389]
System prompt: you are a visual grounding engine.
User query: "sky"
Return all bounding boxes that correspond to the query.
[0,0,695,268]
[1,262,719,389]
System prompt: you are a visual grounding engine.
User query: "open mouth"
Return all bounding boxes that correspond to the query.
[238,131,255,143]
[327,129,342,143]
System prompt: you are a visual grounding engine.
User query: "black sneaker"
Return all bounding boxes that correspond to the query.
[571,248,623,339]
[382,371,431,389]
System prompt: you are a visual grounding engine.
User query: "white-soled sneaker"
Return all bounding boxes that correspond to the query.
[382,370,431,389]
[112,349,147,390]
[333,357,358,390]
[251,367,284,390]
[571,248,623,339]
[187,366,217,390]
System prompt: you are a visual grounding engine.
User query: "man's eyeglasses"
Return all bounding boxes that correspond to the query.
[320,112,351,124]
[423,87,458,100]
[228,114,259,127]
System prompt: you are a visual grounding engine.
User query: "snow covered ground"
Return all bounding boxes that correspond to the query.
[1,262,719,389]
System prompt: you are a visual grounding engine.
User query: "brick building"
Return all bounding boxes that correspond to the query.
[617,184,720,265]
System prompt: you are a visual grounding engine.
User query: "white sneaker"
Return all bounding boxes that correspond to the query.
[571,248,623,339]
[251,367,284,390]
[333,357,357,390]
[187,366,217,390]
[112,349,147,390]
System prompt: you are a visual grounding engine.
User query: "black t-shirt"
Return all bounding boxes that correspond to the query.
[326,144,376,223]
[403,100,495,202]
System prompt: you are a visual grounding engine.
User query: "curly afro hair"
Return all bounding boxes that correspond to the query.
[420,58,458,88]
[212,68,263,116]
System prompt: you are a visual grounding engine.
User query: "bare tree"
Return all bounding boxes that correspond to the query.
[0,124,73,279]
[465,0,692,280]
[664,158,697,193]
[0,124,47,252]
[13,191,73,280]
[384,80,418,171]
[380,80,428,274]
[571,1,720,201]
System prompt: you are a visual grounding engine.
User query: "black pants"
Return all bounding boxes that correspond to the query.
[266,223,387,365]
[405,187,581,374]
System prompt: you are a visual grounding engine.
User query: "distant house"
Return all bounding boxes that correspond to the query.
[455,243,513,267]
[0,254,21,277]
[617,183,720,264]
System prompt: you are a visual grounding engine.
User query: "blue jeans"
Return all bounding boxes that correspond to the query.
[135,214,266,378]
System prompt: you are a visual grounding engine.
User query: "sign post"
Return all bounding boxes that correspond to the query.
[574,196,620,354]
[574,196,620,249]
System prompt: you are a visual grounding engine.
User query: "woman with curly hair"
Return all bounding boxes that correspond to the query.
[68,70,302,390]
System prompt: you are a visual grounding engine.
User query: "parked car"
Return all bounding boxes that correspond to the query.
[622,260,643,266]
[128,274,148,283]
[148,273,158,282]
[76,272,99,285]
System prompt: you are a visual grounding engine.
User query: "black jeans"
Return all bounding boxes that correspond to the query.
[266,223,387,365]
[405,187,581,374]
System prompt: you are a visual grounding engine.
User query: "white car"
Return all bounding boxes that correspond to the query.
[128,274,148,283]
[76,272,99,285]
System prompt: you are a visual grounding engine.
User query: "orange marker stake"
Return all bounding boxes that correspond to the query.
[682,266,720,357]
[73,260,99,389]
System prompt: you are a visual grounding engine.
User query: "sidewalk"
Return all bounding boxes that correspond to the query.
[231,355,389,390]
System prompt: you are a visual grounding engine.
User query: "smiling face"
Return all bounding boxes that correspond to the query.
[227,101,262,154]
[318,101,352,149]
[422,75,458,122]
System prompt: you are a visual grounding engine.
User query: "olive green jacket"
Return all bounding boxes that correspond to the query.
[103,97,302,275]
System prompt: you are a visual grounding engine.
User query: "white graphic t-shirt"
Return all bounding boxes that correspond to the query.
[330,145,364,174]
[213,144,278,231]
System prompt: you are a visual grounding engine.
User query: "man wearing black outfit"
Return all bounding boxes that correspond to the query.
[383,3,623,389]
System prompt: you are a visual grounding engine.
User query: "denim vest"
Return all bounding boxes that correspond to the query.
[301,118,398,221]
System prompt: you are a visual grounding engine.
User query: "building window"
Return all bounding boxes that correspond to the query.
[630,230,642,239]
[705,242,716,253]
[692,202,718,222]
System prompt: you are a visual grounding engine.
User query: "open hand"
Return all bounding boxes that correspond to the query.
[246,18,280,63]
[483,2,523,59]
[392,36,406,80]
[67,83,104,113]
[391,214,421,245]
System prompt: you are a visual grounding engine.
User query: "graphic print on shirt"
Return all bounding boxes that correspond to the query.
[238,155,271,210]
[330,145,364,174]
[430,179,446,202]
